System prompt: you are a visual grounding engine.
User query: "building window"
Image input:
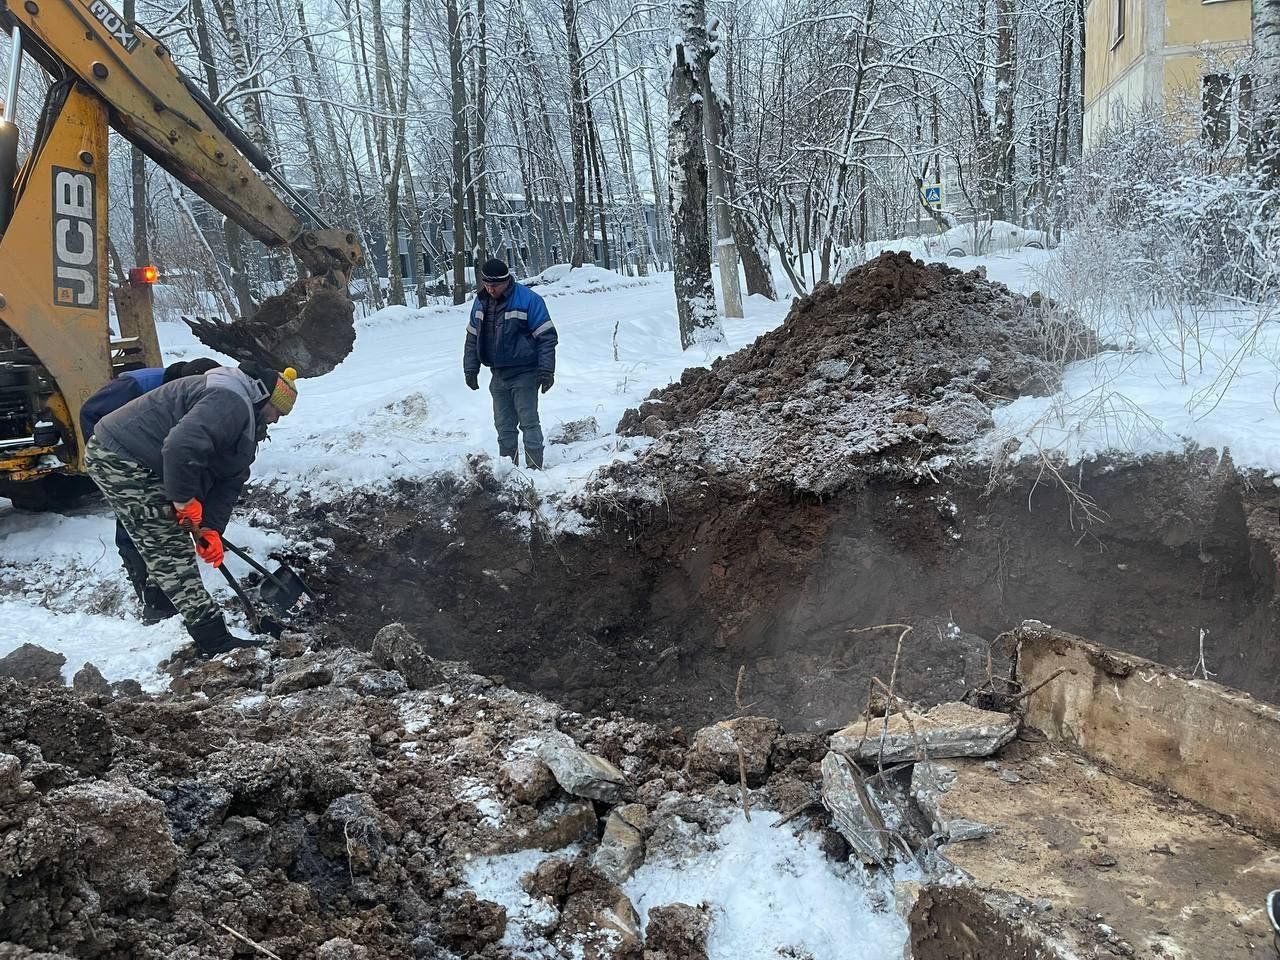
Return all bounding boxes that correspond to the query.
[1202,74,1253,149]
[1113,0,1125,45]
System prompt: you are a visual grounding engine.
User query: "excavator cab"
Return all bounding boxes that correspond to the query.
[0,0,361,509]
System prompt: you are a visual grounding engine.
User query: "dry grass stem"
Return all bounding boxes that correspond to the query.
[218,923,284,960]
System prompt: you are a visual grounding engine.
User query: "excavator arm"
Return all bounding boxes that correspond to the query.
[0,0,360,278]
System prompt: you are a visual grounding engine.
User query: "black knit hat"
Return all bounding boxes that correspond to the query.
[163,357,221,383]
[480,258,511,283]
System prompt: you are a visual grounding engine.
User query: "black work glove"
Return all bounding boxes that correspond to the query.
[538,370,554,394]
[465,370,479,391]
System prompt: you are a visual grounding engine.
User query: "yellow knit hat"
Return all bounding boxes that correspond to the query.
[270,367,298,415]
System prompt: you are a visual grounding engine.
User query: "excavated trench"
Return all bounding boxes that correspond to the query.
[306,253,1280,733]
[311,448,1280,732]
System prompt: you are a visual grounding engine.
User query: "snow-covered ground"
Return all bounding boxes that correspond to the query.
[463,810,911,960]
[158,267,791,502]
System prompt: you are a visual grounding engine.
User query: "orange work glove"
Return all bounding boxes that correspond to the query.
[195,529,224,567]
[174,499,204,530]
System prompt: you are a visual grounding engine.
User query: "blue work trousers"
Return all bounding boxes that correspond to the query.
[489,368,543,459]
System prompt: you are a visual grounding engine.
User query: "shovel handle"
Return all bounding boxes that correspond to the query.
[190,532,261,633]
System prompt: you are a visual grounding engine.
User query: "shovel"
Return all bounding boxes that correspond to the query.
[189,530,279,637]
[219,535,319,617]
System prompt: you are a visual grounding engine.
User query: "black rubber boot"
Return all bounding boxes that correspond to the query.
[187,616,261,658]
[140,585,179,625]
[524,446,544,470]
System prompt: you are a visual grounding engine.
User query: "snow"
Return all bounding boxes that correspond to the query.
[0,502,288,686]
[461,811,909,960]
[986,304,1280,470]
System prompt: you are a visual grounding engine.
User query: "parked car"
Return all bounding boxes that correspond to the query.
[941,220,1048,257]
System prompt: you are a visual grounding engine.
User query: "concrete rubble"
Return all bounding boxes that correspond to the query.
[536,729,629,802]
[830,701,1018,764]
[820,752,892,864]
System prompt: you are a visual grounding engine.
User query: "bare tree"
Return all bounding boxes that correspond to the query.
[670,0,722,347]
[447,0,470,302]
[1253,0,1280,187]
[699,17,744,317]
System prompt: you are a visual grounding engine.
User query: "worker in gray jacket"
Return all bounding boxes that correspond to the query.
[84,363,298,656]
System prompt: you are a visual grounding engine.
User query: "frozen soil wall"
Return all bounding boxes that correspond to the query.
[314,254,1280,729]
[315,449,1280,731]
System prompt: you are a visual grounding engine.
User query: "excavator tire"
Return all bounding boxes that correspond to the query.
[184,278,356,378]
[0,474,98,512]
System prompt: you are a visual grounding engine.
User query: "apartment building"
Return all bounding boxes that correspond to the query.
[1084,0,1252,148]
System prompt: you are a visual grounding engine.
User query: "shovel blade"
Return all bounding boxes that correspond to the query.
[257,563,313,617]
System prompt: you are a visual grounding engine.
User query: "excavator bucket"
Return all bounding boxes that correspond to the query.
[184,276,356,378]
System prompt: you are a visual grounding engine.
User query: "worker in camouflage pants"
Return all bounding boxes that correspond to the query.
[85,443,221,627]
[85,363,298,657]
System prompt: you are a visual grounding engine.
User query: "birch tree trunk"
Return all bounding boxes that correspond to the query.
[993,0,1016,221]
[721,31,774,299]
[584,88,611,269]
[637,74,667,266]
[1252,0,1280,187]
[670,0,722,347]
[370,0,410,305]
[447,0,470,303]
[475,0,490,267]
[609,48,649,277]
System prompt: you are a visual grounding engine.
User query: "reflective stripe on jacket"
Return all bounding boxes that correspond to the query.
[463,282,557,375]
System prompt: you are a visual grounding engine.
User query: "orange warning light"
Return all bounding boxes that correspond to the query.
[128,265,159,285]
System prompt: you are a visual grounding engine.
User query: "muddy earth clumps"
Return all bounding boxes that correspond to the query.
[0,633,840,959]
[614,251,1095,496]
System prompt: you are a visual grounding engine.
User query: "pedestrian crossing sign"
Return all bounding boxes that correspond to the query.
[922,185,943,206]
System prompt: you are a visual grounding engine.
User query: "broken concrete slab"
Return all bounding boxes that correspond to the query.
[829,701,1017,764]
[537,731,627,802]
[911,761,992,842]
[914,744,1280,959]
[1015,620,1280,838]
[687,716,781,787]
[819,752,891,864]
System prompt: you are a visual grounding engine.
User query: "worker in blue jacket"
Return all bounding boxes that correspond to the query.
[463,259,558,469]
[80,358,219,622]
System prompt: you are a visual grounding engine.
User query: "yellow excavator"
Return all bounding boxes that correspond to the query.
[0,0,363,508]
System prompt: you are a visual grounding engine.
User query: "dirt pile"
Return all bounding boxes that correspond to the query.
[0,628,857,959]
[614,251,1094,495]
